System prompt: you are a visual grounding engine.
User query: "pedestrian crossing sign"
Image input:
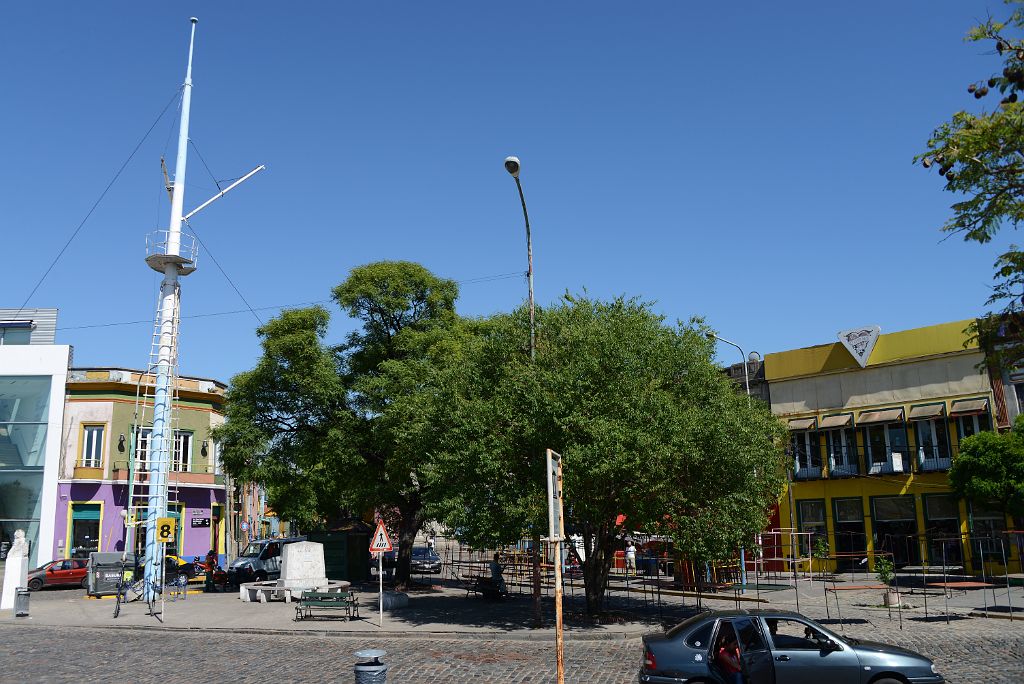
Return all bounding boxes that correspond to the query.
[370,521,393,553]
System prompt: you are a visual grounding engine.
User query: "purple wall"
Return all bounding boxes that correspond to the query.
[54,483,225,562]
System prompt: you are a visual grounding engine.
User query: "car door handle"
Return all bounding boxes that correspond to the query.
[775,655,790,662]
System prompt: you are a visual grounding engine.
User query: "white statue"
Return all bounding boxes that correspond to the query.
[1,529,30,610]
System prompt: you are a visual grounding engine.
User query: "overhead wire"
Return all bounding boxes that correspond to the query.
[56,271,530,332]
[14,87,184,318]
[184,217,263,325]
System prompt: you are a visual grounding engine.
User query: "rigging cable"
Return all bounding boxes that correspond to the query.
[184,217,263,325]
[14,87,184,318]
[56,270,529,331]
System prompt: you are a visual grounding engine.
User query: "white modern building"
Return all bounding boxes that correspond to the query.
[0,308,71,568]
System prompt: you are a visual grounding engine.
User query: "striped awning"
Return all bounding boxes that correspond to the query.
[949,398,988,416]
[819,414,852,429]
[787,418,817,431]
[909,404,945,420]
[858,408,904,424]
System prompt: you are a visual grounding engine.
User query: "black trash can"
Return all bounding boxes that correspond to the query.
[354,649,388,683]
[88,552,137,597]
[15,587,30,617]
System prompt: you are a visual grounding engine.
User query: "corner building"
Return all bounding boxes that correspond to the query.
[54,368,230,565]
[766,320,1018,573]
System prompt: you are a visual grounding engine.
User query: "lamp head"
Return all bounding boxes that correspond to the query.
[504,156,521,178]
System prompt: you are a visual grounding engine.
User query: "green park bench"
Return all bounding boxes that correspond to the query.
[294,591,359,621]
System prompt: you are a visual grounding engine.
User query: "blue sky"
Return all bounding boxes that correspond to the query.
[1,2,1015,380]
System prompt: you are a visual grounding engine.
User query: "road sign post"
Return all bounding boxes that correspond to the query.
[370,521,393,628]
[546,449,565,684]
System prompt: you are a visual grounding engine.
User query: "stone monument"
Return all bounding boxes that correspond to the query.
[1,530,29,610]
[278,540,329,594]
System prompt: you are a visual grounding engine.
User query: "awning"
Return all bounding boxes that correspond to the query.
[949,398,988,416]
[858,408,904,424]
[909,404,945,420]
[819,414,852,429]
[787,418,817,431]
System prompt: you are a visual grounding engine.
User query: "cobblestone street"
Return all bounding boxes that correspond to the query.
[1,617,1021,684]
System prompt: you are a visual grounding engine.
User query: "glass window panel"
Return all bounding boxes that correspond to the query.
[0,520,40,567]
[798,500,825,524]
[873,496,915,521]
[0,423,48,468]
[81,425,103,468]
[0,376,51,423]
[834,498,864,523]
[0,471,44,519]
[925,495,958,520]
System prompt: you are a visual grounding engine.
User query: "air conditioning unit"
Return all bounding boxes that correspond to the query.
[891,453,904,473]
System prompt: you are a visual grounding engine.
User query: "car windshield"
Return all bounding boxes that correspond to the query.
[240,543,263,558]
[412,548,437,558]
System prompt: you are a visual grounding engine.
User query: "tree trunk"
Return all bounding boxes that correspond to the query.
[581,523,615,616]
[532,532,542,628]
[394,508,422,591]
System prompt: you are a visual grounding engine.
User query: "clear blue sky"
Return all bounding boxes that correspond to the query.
[1,2,1013,381]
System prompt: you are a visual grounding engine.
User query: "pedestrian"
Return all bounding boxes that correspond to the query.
[489,552,507,596]
[204,548,218,592]
[626,541,637,575]
[716,634,743,684]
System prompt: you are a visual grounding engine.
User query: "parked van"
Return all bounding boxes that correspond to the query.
[228,536,305,583]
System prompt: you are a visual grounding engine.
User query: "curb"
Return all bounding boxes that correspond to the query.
[0,620,649,641]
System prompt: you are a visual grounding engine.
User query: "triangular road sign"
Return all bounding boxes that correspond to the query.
[370,521,393,553]
[838,326,880,369]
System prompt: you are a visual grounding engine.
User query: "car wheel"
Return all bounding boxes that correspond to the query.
[177,572,190,585]
[80,576,89,589]
[27,578,43,591]
[869,679,903,684]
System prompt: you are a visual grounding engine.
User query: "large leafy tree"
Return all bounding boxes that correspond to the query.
[918,0,1024,363]
[951,415,1024,521]
[216,261,462,588]
[431,295,788,615]
[211,307,357,533]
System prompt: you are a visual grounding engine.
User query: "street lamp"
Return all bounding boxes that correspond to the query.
[504,156,535,361]
[706,332,751,402]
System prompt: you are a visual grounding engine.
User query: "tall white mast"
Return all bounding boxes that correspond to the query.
[142,17,199,601]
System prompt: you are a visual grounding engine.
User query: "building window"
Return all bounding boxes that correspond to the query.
[172,431,192,472]
[790,431,821,479]
[211,441,221,475]
[134,428,192,472]
[871,495,919,567]
[956,413,992,440]
[914,419,950,471]
[863,423,909,474]
[796,499,826,556]
[824,427,858,476]
[135,428,152,468]
[69,503,100,558]
[970,502,1008,562]
[832,498,866,569]
[80,425,104,468]
[923,494,962,566]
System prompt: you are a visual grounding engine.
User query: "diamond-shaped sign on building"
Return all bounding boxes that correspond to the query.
[837,326,880,368]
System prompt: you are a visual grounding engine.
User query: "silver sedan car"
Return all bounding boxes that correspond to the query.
[639,609,943,684]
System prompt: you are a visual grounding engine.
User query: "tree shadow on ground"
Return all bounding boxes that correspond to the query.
[908,614,972,622]
[355,587,701,632]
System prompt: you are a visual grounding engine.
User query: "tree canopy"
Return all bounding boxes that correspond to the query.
[918,0,1024,364]
[951,415,1024,518]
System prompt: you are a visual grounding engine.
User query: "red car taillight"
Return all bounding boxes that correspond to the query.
[643,647,657,670]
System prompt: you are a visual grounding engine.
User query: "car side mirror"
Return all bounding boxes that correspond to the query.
[823,639,841,652]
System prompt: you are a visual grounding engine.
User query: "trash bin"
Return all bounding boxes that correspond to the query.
[14,587,30,617]
[353,649,388,683]
[642,556,659,576]
[87,552,137,597]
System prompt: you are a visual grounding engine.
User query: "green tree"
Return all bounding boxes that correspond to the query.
[211,306,358,534]
[431,295,788,615]
[216,261,463,588]
[950,416,1024,520]
[918,1,1024,365]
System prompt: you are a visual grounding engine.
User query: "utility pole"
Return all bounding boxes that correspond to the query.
[547,449,566,684]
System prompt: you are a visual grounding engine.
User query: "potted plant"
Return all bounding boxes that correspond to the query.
[812,537,830,579]
[875,557,899,606]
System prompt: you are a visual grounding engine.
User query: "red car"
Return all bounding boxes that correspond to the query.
[27,558,89,590]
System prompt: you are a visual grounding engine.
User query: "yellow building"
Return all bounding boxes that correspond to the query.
[765,320,1018,574]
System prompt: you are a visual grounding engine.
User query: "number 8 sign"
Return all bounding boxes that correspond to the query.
[156,517,176,543]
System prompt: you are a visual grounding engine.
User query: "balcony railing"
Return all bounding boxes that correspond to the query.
[787,444,959,481]
[917,446,952,472]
